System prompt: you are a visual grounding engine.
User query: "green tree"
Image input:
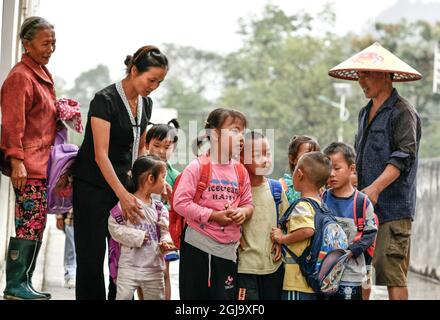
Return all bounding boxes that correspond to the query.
[65,64,112,146]
[157,44,224,166]
[220,4,350,178]
[67,64,112,110]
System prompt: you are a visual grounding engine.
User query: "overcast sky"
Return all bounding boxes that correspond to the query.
[36,0,435,88]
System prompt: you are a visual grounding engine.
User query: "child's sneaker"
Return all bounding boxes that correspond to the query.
[64,278,75,289]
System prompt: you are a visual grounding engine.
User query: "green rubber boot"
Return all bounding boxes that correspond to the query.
[27,240,51,299]
[3,237,49,300]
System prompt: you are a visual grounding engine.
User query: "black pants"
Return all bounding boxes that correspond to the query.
[179,240,238,300]
[237,265,284,300]
[73,179,118,300]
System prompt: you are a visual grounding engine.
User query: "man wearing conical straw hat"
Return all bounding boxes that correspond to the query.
[329,42,422,300]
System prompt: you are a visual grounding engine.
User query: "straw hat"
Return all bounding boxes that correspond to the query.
[328,42,422,82]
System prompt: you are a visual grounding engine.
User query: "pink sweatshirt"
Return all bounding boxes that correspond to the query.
[173,158,253,244]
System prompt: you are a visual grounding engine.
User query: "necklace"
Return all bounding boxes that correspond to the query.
[116,81,143,165]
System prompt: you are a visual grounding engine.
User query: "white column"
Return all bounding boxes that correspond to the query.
[434,41,440,94]
[0,0,39,269]
[0,0,20,84]
[0,0,20,269]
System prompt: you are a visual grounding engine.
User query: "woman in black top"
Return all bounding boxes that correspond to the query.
[73,46,168,300]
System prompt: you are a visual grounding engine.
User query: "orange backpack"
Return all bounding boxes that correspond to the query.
[353,190,378,259]
[168,154,247,249]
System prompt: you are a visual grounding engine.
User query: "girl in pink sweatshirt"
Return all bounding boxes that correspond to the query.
[173,108,254,300]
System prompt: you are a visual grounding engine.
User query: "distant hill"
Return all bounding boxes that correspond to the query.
[376,0,440,24]
[359,0,440,34]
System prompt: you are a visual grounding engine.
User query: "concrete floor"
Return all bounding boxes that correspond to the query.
[1,214,439,300]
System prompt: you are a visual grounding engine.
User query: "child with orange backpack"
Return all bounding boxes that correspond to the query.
[322,142,378,300]
[172,108,253,300]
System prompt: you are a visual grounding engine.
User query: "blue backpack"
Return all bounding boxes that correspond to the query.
[268,179,283,222]
[269,179,292,258]
[279,197,349,296]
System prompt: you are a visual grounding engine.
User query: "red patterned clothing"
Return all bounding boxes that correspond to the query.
[15,179,48,241]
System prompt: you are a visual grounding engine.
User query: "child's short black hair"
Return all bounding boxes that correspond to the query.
[129,155,166,192]
[323,142,356,166]
[297,151,332,188]
[146,119,180,144]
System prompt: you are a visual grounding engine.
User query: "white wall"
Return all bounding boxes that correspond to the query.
[410,158,440,280]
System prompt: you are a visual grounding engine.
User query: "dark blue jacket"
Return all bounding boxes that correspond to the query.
[355,89,422,224]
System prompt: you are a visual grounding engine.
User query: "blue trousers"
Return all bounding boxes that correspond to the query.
[64,224,76,281]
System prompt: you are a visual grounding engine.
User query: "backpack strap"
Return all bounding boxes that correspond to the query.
[169,155,211,248]
[268,179,283,222]
[55,127,68,145]
[321,189,328,204]
[279,197,309,262]
[153,200,164,240]
[279,197,324,262]
[194,154,212,203]
[154,200,164,219]
[110,204,125,225]
[279,197,304,232]
[230,161,247,208]
[353,190,368,242]
[282,244,299,264]
[296,197,328,215]
[195,155,246,206]
[233,162,246,190]
[279,199,302,263]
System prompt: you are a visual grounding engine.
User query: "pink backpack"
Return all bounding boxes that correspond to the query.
[108,200,165,284]
[46,128,78,214]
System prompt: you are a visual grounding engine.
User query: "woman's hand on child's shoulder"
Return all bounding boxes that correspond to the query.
[119,192,143,224]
